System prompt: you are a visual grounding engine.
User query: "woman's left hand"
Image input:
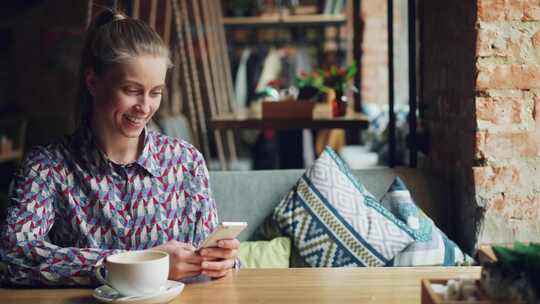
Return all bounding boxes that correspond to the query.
[197,239,240,278]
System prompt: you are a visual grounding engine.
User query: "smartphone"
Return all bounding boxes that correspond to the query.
[197,222,248,250]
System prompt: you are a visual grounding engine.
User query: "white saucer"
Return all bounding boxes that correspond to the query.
[93,280,184,304]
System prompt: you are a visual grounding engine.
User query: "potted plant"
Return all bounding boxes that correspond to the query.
[322,61,358,117]
[481,242,540,303]
[294,70,326,102]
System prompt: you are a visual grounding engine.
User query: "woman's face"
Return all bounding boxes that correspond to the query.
[88,55,168,139]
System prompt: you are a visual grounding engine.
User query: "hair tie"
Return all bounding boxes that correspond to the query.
[113,13,126,21]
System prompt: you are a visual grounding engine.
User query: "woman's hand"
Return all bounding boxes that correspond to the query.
[152,240,204,281]
[198,239,240,278]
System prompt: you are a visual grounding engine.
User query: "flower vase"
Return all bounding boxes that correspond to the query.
[332,90,347,117]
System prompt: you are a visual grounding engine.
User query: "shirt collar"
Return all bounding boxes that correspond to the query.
[73,125,163,178]
[136,128,164,177]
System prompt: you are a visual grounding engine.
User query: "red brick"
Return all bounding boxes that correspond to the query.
[476,96,524,125]
[482,131,539,158]
[361,0,390,106]
[506,0,524,20]
[473,165,520,194]
[475,131,487,155]
[478,0,540,21]
[487,193,540,220]
[478,0,506,21]
[533,30,540,50]
[477,28,507,57]
[477,64,540,90]
[506,28,532,61]
[523,0,540,20]
[489,194,506,212]
[473,167,488,186]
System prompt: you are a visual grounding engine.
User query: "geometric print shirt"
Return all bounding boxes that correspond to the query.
[0,126,218,286]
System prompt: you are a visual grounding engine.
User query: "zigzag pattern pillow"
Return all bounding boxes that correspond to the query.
[381,177,474,266]
[273,147,415,267]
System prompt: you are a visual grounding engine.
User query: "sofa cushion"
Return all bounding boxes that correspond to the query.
[273,147,416,267]
[211,167,448,242]
[238,237,291,268]
[381,177,473,266]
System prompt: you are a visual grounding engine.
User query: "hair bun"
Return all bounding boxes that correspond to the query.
[88,9,126,30]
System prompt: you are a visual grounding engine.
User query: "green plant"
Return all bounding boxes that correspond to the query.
[482,242,540,302]
[294,70,326,102]
[294,62,358,102]
[493,242,540,289]
[294,70,325,90]
[322,61,358,94]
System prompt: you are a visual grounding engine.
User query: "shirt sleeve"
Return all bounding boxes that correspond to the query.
[0,152,121,287]
[187,150,219,247]
[185,149,241,274]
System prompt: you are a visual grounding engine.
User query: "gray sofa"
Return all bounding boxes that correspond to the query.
[210,168,450,242]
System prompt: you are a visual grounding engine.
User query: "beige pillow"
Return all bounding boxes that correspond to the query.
[238,237,291,268]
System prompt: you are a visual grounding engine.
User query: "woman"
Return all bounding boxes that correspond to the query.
[0,10,239,286]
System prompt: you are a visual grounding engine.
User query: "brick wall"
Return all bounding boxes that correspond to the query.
[474,0,540,245]
[361,0,408,106]
[423,0,540,251]
[361,0,388,104]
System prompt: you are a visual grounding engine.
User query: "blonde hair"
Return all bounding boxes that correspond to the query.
[75,9,171,126]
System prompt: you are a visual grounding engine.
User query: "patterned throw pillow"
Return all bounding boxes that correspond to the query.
[273,147,415,267]
[381,177,474,266]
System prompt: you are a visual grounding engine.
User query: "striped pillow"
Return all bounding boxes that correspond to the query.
[381,177,474,266]
[273,147,415,267]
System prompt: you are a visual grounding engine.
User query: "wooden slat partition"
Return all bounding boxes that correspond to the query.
[213,1,236,112]
[171,0,203,150]
[163,0,172,46]
[177,0,212,159]
[200,1,228,122]
[191,1,227,169]
[201,0,237,164]
[210,0,238,163]
[131,0,140,19]
[148,0,158,29]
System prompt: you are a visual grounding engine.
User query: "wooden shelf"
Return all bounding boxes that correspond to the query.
[223,14,346,28]
[421,279,492,304]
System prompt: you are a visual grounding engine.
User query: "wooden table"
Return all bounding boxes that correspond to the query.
[209,111,369,130]
[209,108,369,169]
[0,267,481,304]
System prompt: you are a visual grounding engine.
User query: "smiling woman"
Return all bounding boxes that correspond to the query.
[0,9,240,287]
[87,55,168,164]
[77,10,170,165]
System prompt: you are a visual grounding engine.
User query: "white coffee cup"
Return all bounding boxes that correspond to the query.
[95,250,169,296]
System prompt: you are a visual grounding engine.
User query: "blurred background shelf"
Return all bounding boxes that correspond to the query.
[222,14,346,28]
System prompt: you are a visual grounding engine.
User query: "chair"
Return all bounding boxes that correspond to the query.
[156,114,193,143]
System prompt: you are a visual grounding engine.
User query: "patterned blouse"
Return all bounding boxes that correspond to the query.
[0,126,218,286]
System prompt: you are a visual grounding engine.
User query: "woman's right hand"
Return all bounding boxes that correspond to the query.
[151,240,204,280]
